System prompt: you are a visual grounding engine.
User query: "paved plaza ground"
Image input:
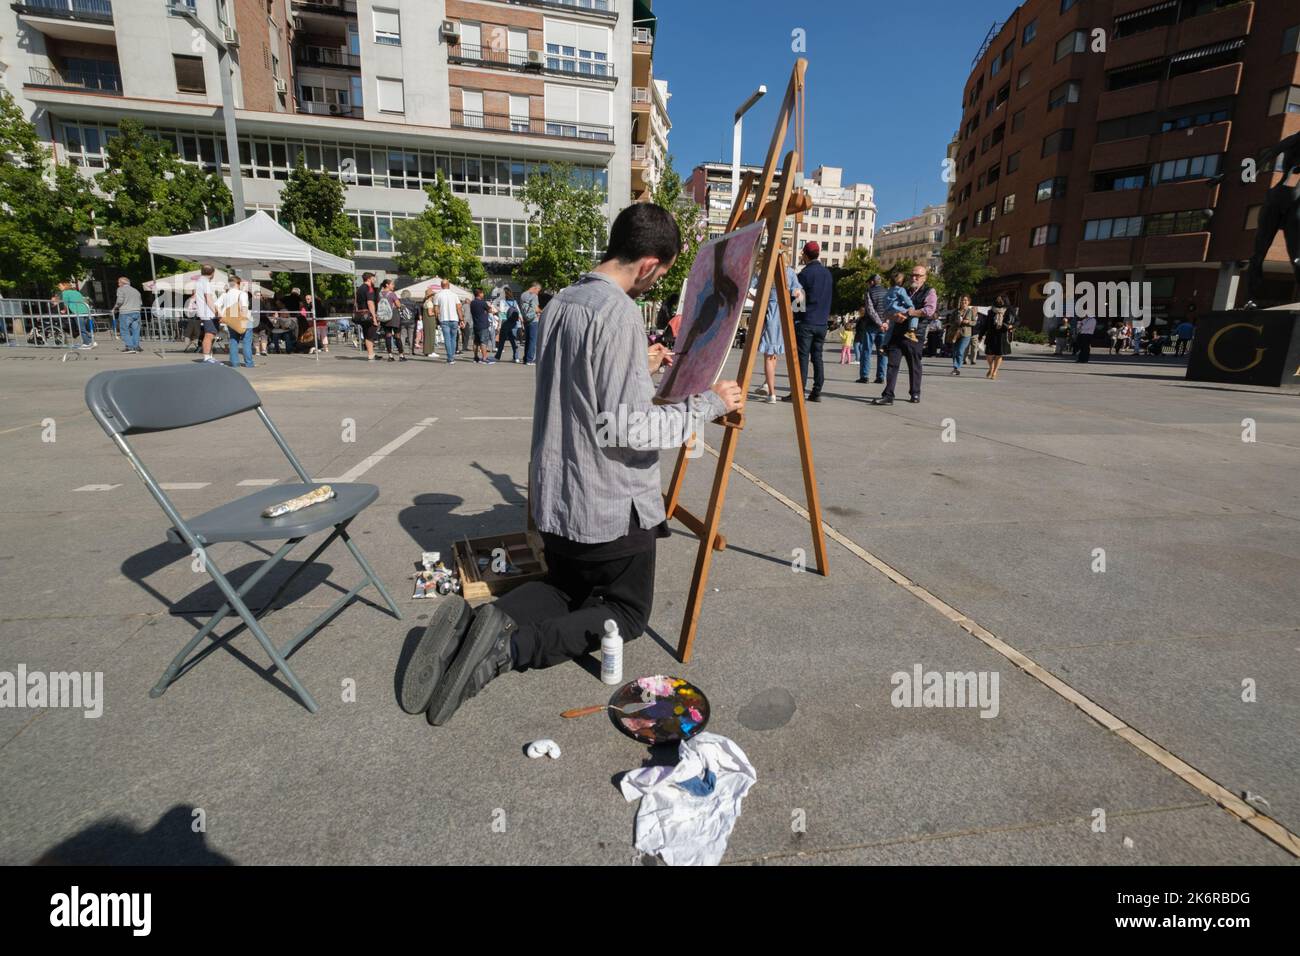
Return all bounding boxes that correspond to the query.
[0,337,1296,865]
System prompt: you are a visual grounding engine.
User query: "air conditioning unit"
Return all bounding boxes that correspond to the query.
[526,49,544,68]
[274,77,288,95]
[327,103,343,115]
[440,20,460,42]
[222,25,240,48]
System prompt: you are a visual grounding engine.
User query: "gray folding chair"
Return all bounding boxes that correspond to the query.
[86,363,402,713]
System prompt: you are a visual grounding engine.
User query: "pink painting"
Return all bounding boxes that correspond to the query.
[656,220,766,404]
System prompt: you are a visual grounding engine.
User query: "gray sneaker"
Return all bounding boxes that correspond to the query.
[399,596,473,714]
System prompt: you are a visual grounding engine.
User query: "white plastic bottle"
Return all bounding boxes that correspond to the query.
[600,619,623,685]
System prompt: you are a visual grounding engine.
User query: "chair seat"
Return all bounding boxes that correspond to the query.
[166,483,379,545]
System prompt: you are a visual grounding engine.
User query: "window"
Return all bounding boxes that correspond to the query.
[460,89,483,126]
[1055,30,1086,62]
[1107,59,1165,91]
[1061,0,1079,11]
[991,41,1013,77]
[1041,129,1074,157]
[62,57,121,92]
[1011,109,1026,133]
[987,163,1001,185]
[1094,167,1147,191]
[1003,193,1016,214]
[373,8,401,45]
[1017,66,1032,90]
[1006,151,1020,173]
[1284,26,1300,55]
[1023,19,1037,45]
[1097,111,1158,142]
[997,235,1011,254]
[1030,224,1059,247]
[173,55,205,94]
[1169,39,1244,78]
[1036,177,1067,202]
[1151,153,1221,184]
[1160,102,1231,132]
[1268,86,1300,116]
[1083,216,1143,240]
[1114,2,1179,39]
[1144,209,1212,236]
[545,21,612,76]
[509,94,530,133]
[1048,81,1080,111]
[377,77,404,113]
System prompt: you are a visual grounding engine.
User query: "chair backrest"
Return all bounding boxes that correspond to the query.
[86,363,262,436]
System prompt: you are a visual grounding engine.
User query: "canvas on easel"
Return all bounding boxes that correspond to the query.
[661,58,828,663]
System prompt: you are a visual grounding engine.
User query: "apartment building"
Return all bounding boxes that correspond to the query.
[948,0,1300,328]
[792,165,876,267]
[629,12,668,203]
[3,0,661,279]
[875,203,947,275]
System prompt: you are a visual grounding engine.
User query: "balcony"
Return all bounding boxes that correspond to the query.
[631,143,648,164]
[632,27,653,48]
[296,100,363,118]
[27,64,121,94]
[451,109,613,145]
[12,0,112,21]
[295,46,360,70]
[632,86,650,109]
[292,0,356,15]
[514,0,616,18]
[449,43,533,70]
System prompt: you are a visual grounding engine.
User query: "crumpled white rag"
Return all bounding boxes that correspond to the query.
[619,731,757,866]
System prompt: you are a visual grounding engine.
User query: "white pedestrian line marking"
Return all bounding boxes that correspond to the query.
[237,478,280,487]
[462,416,532,421]
[319,418,437,484]
[702,440,1300,860]
[159,482,210,490]
[74,484,121,492]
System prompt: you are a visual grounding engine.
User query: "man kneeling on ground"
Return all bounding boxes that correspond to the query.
[400,203,744,726]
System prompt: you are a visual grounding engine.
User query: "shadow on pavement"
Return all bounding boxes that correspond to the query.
[33,805,235,865]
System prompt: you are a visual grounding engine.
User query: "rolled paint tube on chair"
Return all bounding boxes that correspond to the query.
[262,484,336,518]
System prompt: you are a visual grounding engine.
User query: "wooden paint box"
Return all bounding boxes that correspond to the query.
[452,530,548,604]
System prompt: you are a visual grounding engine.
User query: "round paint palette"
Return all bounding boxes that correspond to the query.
[608,675,710,744]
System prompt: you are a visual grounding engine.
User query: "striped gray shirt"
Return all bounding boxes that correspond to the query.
[529,271,728,544]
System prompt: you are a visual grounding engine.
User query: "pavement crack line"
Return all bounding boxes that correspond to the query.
[701,440,1300,859]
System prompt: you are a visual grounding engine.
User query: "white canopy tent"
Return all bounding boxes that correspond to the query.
[144,268,274,298]
[395,278,474,303]
[147,212,353,337]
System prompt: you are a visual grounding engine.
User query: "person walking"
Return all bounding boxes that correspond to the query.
[1075,310,1096,363]
[872,266,934,406]
[860,274,890,383]
[55,280,95,350]
[219,275,254,369]
[983,295,1012,379]
[113,276,143,354]
[355,272,379,362]
[191,265,219,363]
[1174,315,1195,356]
[420,285,439,358]
[783,240,832,403]
[949,294,977,375]
[400,202,743,727]
[433,280,462,365]
[520,281,542,365]
[469,288,497,365]
[495,289,522,363]
[377,279,405,361]
[759,263,802,403]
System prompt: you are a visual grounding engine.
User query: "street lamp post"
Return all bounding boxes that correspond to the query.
[731,85,766,216]
[168,0,246,222]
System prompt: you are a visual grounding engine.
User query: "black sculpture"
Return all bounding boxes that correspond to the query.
[1243,130,1300,308]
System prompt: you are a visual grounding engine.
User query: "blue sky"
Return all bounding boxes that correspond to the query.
[651,0,1015,226]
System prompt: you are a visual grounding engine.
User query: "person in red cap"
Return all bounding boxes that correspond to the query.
[781,240,833,403]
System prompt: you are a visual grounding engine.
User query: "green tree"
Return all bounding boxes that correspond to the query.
[96,119,232,287]
[516,161,606,291]
[0,90,97,295]
[273,160,357,300]
[392,172,485,288]
[939,237,996,303]
[649,155,704,301]
[830,246,885,316]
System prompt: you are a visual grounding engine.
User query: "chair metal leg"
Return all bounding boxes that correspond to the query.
[150,539,300,698]
[338,527,403,620]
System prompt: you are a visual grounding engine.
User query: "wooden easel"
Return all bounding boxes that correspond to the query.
[663,59,828,662]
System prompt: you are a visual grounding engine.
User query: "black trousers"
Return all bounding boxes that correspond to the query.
[795,324,826,394]
[1076,337,1092,362]
[493,539,656,670]
[883,336,923,400]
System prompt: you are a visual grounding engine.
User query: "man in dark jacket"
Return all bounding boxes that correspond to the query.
[783,241,833,404]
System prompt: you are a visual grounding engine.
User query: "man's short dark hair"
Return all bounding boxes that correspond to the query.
[601,203,681,265]
[200,265,214,276]
[474,288,484,297]
[362,272,375,282]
